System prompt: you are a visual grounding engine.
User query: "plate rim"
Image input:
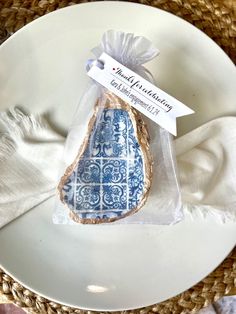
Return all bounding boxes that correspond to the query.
[0,1,236,311]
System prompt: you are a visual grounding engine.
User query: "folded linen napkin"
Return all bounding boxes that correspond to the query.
[176,116,236,221]
[0,108,235,228]
[0,108,64,228]
[198,296,236,314]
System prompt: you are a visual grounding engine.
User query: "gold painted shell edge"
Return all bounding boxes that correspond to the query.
[57,93,153,224]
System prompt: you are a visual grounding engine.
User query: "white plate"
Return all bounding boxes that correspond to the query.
[0,2,235,311]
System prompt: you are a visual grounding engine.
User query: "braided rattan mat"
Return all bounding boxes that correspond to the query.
[0,0,235,62]
[0,248,235,313]
[0,0,236,313]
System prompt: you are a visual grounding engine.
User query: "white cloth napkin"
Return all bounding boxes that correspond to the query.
[0,108,235,229]
[198,296,236,314]
[176,116,236,221]
[0,108,64,228]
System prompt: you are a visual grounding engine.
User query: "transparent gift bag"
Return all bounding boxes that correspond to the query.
[53,30,182,225]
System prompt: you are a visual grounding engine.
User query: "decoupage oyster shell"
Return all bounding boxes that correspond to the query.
[58,93,152,224]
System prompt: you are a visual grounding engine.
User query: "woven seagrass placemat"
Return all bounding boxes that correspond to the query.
[0,0,235,62]
[0,249,235,313]
[0,1,235,313]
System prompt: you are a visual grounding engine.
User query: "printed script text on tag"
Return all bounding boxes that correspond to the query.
[87,53,194,135]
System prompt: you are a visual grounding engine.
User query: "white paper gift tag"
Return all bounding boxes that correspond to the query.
[87,52,194,135]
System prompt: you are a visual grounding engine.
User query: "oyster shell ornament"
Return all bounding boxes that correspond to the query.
[58,93,152,223]
[58,30,159,224]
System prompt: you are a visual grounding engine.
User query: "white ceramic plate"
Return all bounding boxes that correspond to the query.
[0,2,235,311]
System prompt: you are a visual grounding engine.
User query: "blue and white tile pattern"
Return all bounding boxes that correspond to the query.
[61,108,146,222]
